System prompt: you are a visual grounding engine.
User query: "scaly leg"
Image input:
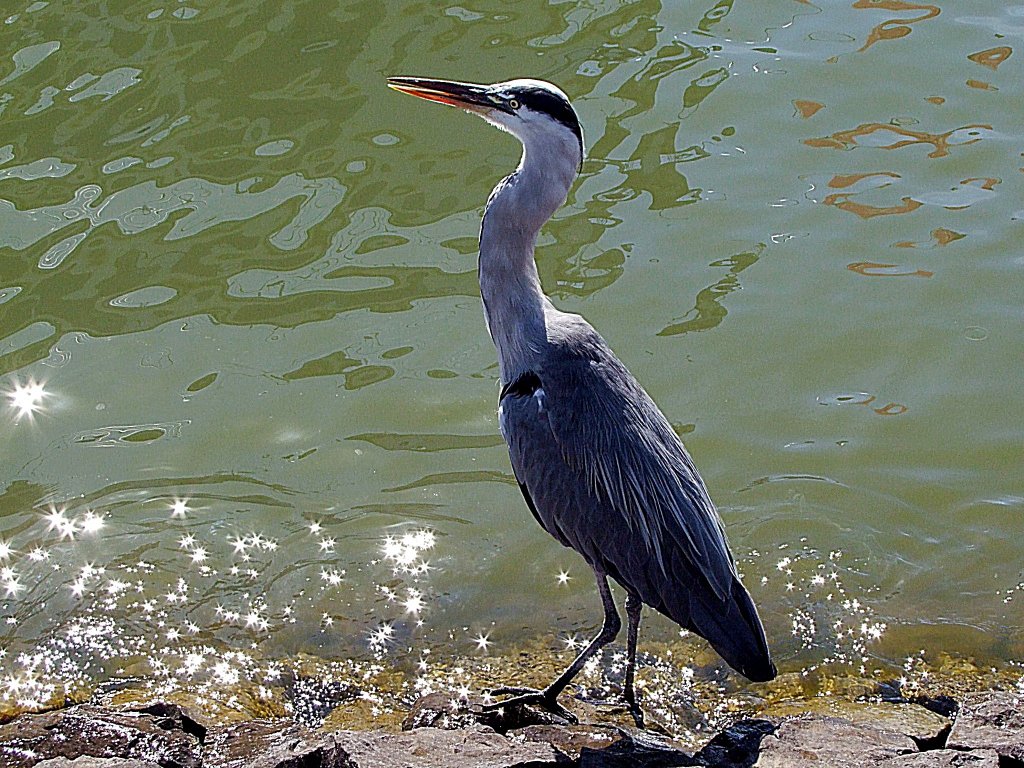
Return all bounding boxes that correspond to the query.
[485,566,621,722]
[623,591,645,728]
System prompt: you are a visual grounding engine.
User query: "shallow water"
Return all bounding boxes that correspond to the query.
[0,0,1021,723]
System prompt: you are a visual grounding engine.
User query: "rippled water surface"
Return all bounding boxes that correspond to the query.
[1,0,1022,728]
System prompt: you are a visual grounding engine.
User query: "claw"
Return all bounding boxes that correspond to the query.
[623,687,645,729]
[627,701,645,729]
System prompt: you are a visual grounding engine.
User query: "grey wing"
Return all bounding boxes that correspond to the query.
[497,353,735,598]
[497,334,775,681]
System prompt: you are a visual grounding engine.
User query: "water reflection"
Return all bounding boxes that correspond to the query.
[658,245,762,336]
[0,0,1021,729]
[806,122,992,158]
[853,0,940,53]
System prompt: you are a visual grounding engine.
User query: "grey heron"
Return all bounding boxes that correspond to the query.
[386,76,776,726]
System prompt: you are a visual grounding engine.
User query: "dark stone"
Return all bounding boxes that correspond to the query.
[403,693,577,735]
[133,702,207,743]
[755,715,918,767]
[946,691,1024,763]
[0,704,202,768]
[693,718,776,768]
[875,681,960,719]
[577,730,698,767]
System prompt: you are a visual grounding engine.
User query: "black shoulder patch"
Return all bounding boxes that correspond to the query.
[500,370,542,401]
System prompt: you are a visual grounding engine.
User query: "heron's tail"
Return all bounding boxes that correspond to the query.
[686,578,777,682]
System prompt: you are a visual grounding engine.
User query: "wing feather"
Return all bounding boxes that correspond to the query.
[499,315,735,603]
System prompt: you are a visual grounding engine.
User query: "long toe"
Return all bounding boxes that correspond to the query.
[488,685,541,698]
[483,689,578,724]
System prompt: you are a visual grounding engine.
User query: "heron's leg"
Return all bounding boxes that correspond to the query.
[485,567,621,720]
[623,592,645,728]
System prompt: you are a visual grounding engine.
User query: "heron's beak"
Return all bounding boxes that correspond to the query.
[387,76,505,114]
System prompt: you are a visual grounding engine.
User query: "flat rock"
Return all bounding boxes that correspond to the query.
[0,704,202,768]
[204,719,564,768]
[517,723,624,759]
[577,729,697,767]
[333,726,564,767]
[203,719,338,768]
[946,691,1024,762]
[754,715,917,767]
[403,692,579,734]
[880,749,1000,767]
[761,699,950,745]
[34,759,162,768]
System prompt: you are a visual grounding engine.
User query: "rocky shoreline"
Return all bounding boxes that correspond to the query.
[1,686,1021,768]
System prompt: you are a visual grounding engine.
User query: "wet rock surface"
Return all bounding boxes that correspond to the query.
[0,703,202,768]
[0,688,1020,767]
[33,760,163,768]
[946,691,1024,763]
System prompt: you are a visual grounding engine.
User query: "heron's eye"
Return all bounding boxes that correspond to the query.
[508,98,520,110]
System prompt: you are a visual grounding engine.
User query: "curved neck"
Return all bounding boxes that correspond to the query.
[478,144,577,382]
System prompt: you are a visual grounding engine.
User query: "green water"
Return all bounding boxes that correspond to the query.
[0,0,1021,722]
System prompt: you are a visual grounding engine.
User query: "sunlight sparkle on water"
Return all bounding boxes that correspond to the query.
[43,507,79,540]
[381,529,436,576]
[169,498,191,518]
[6,378,48,421]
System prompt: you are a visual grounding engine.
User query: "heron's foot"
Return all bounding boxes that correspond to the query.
[483,686,578,724]
[626,698,646,729]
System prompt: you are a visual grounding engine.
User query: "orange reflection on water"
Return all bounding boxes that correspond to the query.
[968,46,1013,71]
[793,99,824,119]
[827,171,898,189]
[825,194,921,219]
[822,171,922,219]
[966,79,997,92]
[963,177,999,191]
[853,0,940,53]
[832,393,909,416]
[894,228,965,248]
[847,261,933,278]
[806,122,991,158]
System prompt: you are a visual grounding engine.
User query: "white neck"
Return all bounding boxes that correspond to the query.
[477,141,577,382]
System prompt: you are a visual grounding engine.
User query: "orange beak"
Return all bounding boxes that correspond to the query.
[386,77,508,114]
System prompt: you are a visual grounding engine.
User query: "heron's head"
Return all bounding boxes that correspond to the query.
[387,77,583,171]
